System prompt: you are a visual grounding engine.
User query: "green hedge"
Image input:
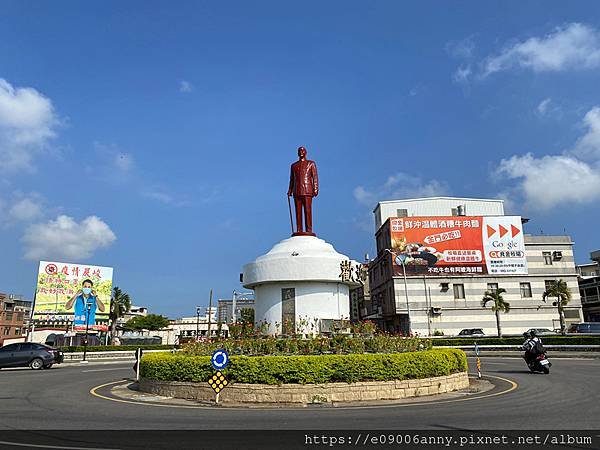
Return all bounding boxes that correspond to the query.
[140,349,467,385]
[59,344,178,353]
[431,336,600,346]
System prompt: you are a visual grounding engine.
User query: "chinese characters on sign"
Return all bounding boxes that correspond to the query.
[34,261,113,331]
[389,216,527,276]
[339,260,368,284]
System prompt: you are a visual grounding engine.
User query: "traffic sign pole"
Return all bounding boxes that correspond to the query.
[475,342,481,379]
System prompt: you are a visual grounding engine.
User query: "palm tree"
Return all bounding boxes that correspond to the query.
[542,279,572,335]
[110,286,131,345]
[481,288,510,337]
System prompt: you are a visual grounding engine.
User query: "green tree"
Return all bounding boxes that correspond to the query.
[109,286,131,345]
[542,279,572,335]
[124,314,170,331]
[481,288,510,337]
[240,308,255,324]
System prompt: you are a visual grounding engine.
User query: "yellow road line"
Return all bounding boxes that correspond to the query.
[90,374,518,411]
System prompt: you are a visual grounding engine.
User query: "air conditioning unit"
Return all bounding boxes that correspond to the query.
[552,251,563,261]
[430,307,442,315]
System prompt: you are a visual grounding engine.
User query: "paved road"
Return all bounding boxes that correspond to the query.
[0,356,598,431]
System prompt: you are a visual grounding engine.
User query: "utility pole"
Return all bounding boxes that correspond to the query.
[207,289,213,339]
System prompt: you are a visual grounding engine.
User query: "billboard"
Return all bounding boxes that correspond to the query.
[389,216,527,276]
[34,261,113,331]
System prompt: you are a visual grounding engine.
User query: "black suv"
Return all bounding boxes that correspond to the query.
[0,342,64,370]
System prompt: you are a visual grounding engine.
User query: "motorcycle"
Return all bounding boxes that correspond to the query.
[526,353,551,374]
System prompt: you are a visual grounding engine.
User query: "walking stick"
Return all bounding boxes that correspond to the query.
[287,194,294,234]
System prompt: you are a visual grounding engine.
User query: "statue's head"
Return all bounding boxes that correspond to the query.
[298,146,307,158]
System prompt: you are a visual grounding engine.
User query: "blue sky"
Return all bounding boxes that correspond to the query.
[2,1,600,317]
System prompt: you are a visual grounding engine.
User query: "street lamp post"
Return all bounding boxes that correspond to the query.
[231,290,237,323]
[196,306,201,340]
[232,290,254,324]
[385,249,412,335]
[82,301,92,363]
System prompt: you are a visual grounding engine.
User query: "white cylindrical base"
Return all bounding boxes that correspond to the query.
[254,281,350,335]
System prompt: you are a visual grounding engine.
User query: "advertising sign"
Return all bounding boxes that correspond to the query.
[389,216,527,276]
[34,261,113,331]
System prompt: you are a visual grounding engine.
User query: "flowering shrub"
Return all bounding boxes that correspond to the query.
[179,334,432,357]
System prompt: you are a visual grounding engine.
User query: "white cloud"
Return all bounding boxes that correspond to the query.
[179,80,193,93]
[142,190,190,207]
[496,106,600,210]
[22,215,116,260]
[453,65,472,84]
[571,107,600,161]
[0,78,59,171]
[9,196,43,221]
[354,172,449,207]
[537,98,552,115]
[497,153,600,210]
[446,37,476,59]
[482,23,600,77]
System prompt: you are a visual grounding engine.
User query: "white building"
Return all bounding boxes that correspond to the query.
[368,197,582,336]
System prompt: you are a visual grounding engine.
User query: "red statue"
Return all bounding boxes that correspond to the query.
[287,146,319,236]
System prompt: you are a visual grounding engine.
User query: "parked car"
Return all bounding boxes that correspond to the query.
[457,328,485,337]
[567,322,600,334]
[0,342,64,370]
[525,328,558,336]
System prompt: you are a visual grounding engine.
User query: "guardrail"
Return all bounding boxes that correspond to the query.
[62,349,173,362]
[60,345,600,362]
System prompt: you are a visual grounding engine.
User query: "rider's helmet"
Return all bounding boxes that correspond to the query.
[523,331,531,339]
[529,330,537,338]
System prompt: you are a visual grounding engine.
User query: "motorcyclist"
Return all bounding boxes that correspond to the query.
[522,330,544,365]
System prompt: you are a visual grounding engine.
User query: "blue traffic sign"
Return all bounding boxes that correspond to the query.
[211,349,229,370]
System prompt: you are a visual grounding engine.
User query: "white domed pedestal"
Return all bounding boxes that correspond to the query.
[243,236,359,335]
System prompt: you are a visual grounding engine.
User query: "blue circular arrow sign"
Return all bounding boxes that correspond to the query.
[211,349,229,370]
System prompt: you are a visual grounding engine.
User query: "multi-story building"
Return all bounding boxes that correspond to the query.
[0,293,32,345]
[118,305,149,327]
[368,197,583,336]
[578,250,600,322]
[349,261,373,323]
[217,297,255,323]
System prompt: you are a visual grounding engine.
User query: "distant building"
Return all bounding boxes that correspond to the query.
[118,305,148,326]
[0,293,32,345]
[368,197,582,336]
[349,261,372,322]
[217,297,255,323]
[578,250,600,322]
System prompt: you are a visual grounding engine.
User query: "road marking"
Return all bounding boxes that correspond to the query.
[0,440,121,450]
[89,374,518,411]
[82,368,126,373]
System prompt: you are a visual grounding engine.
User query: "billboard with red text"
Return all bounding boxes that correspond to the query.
[34,261,113,331]
[389,216,527,276]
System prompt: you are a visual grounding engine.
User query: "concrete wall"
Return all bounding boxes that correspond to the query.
[254,281,350,335]
[140,372,469,405]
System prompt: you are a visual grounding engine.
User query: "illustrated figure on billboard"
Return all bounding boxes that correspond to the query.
[287,146,319,236]
[65,279,106,329]
[392,237,442,268]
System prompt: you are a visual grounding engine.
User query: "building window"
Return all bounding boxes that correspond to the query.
[487,283,499,294]
[3,327,9,336]
[453,284,465,299]
[520,282,532,298]
[543,252,553,265]
[5,312,13,321]
[396,209,408,217]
